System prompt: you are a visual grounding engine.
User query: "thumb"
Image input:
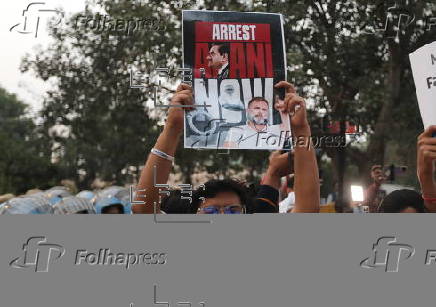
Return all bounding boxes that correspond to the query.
[424,125,436,137]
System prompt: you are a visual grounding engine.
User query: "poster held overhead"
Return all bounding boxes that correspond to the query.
[182,10,289,150]
[409,41,436,134]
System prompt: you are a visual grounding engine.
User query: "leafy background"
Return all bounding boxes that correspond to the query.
[2,0,435,210]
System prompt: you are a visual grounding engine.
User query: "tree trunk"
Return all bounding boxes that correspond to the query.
[365,42,402,170]
[335,120,347,212]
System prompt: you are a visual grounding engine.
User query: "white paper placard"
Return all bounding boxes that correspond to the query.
[409,41,436,129]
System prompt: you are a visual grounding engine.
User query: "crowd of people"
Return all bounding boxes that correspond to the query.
[132,81,436,214]
[1,81,435,215]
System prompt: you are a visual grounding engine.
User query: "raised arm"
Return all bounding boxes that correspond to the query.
[274,95,291,132]
[251,151,292,213]
[132,84,193,214]
[417,126,436,212]
[275,81,320,213]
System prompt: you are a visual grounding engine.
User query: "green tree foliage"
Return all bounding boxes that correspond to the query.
[21,0,270,186]
[20,0,436,192]
[21,0,174,188]
[0,87,55,194]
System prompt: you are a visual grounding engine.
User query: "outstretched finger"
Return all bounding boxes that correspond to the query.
[275,81,296,94]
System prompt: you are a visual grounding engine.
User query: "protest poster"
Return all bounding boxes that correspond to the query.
[409,41,436,129]
[182,10,289,150]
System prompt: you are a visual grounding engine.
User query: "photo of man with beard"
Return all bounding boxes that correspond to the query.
[223,96,288,149]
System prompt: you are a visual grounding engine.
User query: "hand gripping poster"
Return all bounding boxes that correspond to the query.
[182,10,289,150]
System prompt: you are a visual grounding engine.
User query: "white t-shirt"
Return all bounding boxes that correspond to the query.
[279,192,295,213]
[226,124,289,149]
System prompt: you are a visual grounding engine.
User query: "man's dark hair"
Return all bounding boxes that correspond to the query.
[248,97,269,108]
[377,189,426,213]
[160,190,191,214]
[188,179,250,214]
[211,43,230,58]
[101,204,124,214]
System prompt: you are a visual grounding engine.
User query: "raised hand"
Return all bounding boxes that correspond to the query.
[274,81,310,134]
[166,83,194,135]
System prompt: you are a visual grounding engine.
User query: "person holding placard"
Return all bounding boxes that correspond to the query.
[132,82,320,214]
[417,126,436,212]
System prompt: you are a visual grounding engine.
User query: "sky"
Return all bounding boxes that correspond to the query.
[0,0,86,115]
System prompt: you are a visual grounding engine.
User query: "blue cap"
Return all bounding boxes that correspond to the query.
[45,188,72,206]
[95,196,131,214]
[53,196,96,214]
[76,190,97,205]
[0,197,54,214]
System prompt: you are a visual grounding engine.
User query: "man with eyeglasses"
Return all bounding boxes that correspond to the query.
[132,81,320,214]
[194,179,248,214]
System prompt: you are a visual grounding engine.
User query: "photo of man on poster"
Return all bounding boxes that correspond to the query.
[206,42,230,82]
[223,96,288,149]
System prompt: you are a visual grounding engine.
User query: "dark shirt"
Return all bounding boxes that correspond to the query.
[217,65,229,83]
[252,185,279,213]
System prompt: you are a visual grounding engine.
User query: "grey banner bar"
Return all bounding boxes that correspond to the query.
[1,215,435,307]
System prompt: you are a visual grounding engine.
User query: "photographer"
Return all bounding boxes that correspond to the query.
[363,165,386,213]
